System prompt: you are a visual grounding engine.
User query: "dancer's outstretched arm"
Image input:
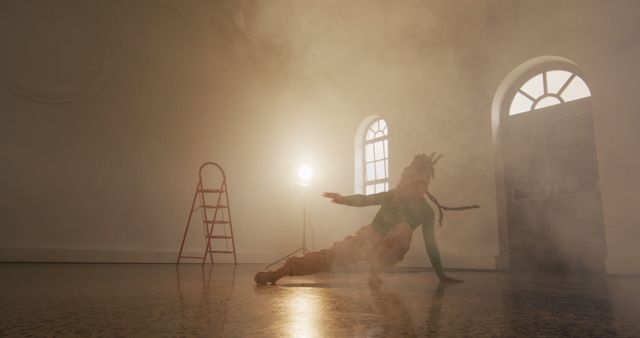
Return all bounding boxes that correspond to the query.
[323,191,391,207]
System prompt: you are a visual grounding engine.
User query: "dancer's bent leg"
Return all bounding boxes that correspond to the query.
[368,223,413,285]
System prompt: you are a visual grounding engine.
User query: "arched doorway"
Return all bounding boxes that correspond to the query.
[493,57,607,274]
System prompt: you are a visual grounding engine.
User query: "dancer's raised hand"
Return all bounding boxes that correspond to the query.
[323,192,345,204]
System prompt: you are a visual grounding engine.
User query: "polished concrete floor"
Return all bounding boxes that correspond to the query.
[1,263,639,337]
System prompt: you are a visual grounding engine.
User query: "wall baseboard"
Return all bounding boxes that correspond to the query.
[0,247,500,270]
[396,253,498,270]
[445,254,499,270]
[7,248,636,275]
[0,247,274,264]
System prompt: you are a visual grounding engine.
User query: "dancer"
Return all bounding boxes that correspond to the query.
[254,153,478,285]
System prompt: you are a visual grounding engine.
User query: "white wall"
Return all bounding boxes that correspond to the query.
[1,0,638,273]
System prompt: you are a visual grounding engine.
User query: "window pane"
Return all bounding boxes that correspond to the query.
[366,184,374,195]
[509,92,533,115]
[375,160,386,179]
[365,143,374,162]
[385,182,389,191]
[520,73,544,98]
[374,141,384,161]
[366,162,375,181]
[534,96,562,110]
[385,160,389,178]
[561,76,591,102]
[378,119,387,134]
[375,183,385,192]
[546,70,572,94]
[366,129,375,141]
[383,139,388,158]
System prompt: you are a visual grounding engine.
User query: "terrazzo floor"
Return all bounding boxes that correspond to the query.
[1,263,639,337]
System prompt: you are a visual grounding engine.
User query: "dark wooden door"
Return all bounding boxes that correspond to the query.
[503,99,606,273]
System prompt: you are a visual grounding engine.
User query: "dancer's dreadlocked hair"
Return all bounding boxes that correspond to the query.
[405,153,480,227]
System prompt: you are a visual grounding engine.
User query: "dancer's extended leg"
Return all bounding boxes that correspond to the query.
[254,225,380,284]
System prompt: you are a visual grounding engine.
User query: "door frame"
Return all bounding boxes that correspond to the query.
[491,56,594,271]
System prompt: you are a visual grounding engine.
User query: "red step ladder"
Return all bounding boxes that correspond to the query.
[177,162,237,264]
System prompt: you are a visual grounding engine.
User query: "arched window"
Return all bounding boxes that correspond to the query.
[509,70,591,115]
[362,118,389,195]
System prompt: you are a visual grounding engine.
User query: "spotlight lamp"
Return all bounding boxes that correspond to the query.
[266,163,314,269]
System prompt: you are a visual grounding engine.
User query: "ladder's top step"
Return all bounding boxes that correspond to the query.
[203,220,231,224]
[202,205,228,209]
[206,235,233,239]
[199,189,225,193]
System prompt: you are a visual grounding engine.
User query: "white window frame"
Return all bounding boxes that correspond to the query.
[509,69,591,116]
[355,116,389,195]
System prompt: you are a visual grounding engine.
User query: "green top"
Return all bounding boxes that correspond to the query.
[341,190,445,278]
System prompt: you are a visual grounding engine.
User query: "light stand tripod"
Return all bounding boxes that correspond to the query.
[265,188,311,270]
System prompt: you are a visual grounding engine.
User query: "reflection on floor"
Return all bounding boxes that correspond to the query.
[1,263,639,337]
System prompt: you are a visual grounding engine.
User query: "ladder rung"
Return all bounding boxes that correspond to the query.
[204,221,230,224]
[198,189,225,193]
[202,205,228,209]
[206,235,232,239]
[208,250,235,254]
[180,255,204,259]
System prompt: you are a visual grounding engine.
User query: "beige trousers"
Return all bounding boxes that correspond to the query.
[284,223,413,276]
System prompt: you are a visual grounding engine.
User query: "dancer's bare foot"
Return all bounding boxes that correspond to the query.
[254,271,278,285]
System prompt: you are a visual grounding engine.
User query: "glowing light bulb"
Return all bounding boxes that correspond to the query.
[298,165,313,185]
